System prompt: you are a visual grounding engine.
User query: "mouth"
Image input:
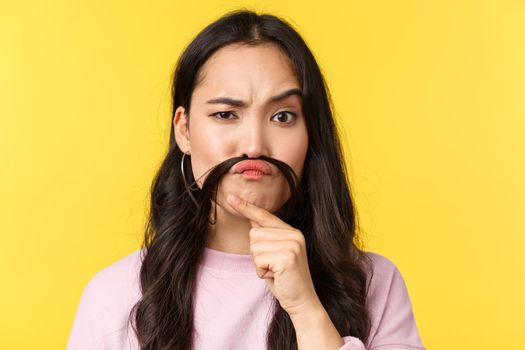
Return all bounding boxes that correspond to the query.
[233,160,272,179]
[238,169,266,179]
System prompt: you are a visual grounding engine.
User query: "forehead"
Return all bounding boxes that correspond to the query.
[191,43,300,105]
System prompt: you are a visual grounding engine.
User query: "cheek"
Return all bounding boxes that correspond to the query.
[188,124,234,185]
[285,130,309,179]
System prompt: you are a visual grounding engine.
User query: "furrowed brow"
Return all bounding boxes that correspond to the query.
[206,88,302,107]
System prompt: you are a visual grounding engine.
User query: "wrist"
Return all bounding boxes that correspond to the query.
[289,301,344,350]
[288,299,329,332]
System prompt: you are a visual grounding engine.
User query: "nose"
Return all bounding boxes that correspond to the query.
[238,116,269,159]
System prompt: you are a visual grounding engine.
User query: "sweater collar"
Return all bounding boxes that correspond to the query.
[200,246,256,273]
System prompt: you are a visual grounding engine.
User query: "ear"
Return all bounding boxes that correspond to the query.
[173,106,191,154]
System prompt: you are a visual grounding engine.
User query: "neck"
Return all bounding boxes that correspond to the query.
[206,201,252,254]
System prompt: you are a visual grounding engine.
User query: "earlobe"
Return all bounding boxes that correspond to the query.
[173,106,191,154]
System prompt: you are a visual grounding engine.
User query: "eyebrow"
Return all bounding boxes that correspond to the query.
[205,88,302,107]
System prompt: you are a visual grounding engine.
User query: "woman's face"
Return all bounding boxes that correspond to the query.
[174,42,308,215]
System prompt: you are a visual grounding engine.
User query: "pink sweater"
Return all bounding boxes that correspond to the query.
[66,248,425,349]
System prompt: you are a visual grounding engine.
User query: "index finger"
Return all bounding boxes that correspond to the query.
[226,194,291,229]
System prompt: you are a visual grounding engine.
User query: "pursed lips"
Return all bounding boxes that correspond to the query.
[233,160,272,176]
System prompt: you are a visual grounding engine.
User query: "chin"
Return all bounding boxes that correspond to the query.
[218,180,290,212]
[242,194,288,213]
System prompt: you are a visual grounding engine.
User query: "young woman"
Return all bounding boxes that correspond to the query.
[67,9,425,350]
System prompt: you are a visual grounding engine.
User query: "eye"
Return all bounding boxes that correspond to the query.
[271,111,296,124]
[211,111,237,120]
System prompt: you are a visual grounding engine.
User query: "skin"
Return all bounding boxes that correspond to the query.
[173,43,343,349]
[174,42,308,253]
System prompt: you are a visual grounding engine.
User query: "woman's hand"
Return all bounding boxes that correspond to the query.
[226,193,321,317]
[227,194,344,349]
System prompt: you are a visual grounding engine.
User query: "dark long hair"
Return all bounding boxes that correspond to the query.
[129,9,373,350]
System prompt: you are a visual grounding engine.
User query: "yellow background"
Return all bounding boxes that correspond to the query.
[1,1,523,349]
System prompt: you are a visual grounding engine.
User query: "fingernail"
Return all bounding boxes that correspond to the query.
[227,194,240,205]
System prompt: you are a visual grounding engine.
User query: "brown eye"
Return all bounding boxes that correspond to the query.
[211,111,237,120]
[271,111,296,123]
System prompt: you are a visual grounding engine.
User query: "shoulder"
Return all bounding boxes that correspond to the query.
[362,251,403,286]
[361,251,410,308]
[67,249,145,349]
[360,251,425,349]
[363,251,399,274]
[90,249,143,285]
[79,249,144,313]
